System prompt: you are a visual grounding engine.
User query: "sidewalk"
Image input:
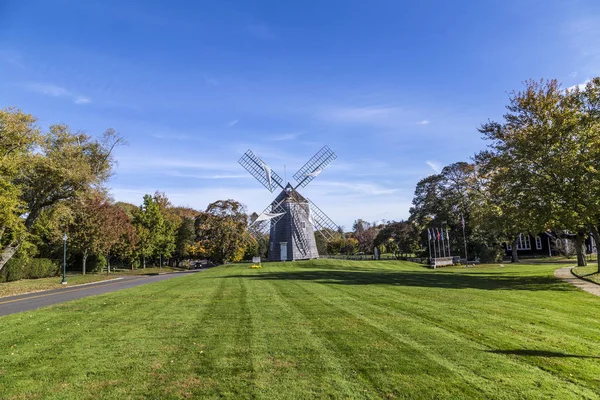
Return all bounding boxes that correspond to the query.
[554,267,600,297]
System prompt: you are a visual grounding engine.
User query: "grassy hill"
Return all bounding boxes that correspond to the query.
[1,259,599,399]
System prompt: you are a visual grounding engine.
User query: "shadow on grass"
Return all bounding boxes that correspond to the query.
[228,270,573,291]
[488,349,600,359]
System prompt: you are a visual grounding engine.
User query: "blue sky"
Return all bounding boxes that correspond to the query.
[1,0,599,229]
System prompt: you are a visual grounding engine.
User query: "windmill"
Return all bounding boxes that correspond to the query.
[239,146,338,261]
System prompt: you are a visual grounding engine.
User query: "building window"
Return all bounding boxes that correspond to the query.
[535,236,542,250]
[301,221,306,229]
[270,242,273,251]
[517,234,531,250]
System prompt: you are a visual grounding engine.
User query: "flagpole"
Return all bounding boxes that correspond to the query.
[436,228,441,258]
[427,228,432,266]
[441,227,446,257]
[432,228,437,260]
[446,226,451,257]
[461,214,468,265]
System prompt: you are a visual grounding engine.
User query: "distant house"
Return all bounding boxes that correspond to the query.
[503,232,597,257]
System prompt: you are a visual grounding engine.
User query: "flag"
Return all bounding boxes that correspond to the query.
[427,228,432,241]
[461,215,465,229]
[436,228,441,241]
[446,227,450,241]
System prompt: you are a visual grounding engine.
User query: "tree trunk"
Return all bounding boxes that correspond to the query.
[590,225,600,273]
[106,253,111,274]
[511,237,519,263]
[0,243,19,273]
[82,249,88,275]
[575,232,587,267]
[143,255,146,269]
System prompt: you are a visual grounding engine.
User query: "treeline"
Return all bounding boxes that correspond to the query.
[408,77,600,270]
[0,108,263,281]
[327,77,600,272]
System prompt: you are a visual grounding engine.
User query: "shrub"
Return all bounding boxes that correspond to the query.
[478,246,504,263]
[87,254,107,273]
[25,258,59,279]
[1,257,59,282]
[2,257,24,282]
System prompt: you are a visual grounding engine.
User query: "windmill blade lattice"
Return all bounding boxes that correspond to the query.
[238,150,284,192]
[293,145,337,188]
[248,199,286,235]
[307,198,337,241]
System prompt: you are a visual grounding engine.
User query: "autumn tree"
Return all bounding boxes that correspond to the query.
[0,108,39,268]
[0,114,123,272]
[477,78,600,265]
[194,200,250,264]
[352,219,379,253]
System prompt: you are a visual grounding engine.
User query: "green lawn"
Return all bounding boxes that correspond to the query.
[1,260,599,399]
[572,265,600,285]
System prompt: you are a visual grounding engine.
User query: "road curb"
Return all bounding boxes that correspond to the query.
[64,277,124,288]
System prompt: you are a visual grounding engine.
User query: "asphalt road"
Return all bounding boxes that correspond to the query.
[0,270,202,317]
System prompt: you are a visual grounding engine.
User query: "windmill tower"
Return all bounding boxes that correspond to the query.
[239,146,338,261]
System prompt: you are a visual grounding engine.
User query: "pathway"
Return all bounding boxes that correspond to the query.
[554,267,600,297]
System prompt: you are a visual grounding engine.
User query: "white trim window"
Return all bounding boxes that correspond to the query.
[535,236,542,250]
[517,234,531,250]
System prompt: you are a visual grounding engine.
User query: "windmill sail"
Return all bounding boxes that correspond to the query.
[293,145,337,188]
[306,198,337,241]
[240,145,338,261]
[248,200,286,235]
[238,149,284,192]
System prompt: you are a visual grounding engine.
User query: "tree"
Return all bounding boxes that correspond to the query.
[0,108,40,269]
[352,219,379,254]
[68,192,109,274]
[409,162,478,258]
[0,120,123,272]
[133,194,164,268]
[194,200,249,264]
[477,78,600,266]
[374,221,419,258]
[152,192,179,266]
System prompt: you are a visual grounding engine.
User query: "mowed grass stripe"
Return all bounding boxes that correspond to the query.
[1,260,600,399]
[285,271,595,399]
[242,266,373,399]
[319,268,600,353]
[271,278,487,399]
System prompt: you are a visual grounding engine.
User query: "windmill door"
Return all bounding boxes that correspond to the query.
[280,242,288,261]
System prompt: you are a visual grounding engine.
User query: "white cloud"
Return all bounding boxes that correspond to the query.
[310,180,398,196]
[0,51,25,69]
[23,82,91,105]
[272,132,302,141]
[226,119,240,128]
[25,83,71,97]
[569,71,578,78]
[416,120,430,125]
[567,79,591,91]
[74,96,91,104]
[426,160,441,173]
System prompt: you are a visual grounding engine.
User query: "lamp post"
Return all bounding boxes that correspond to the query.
[62,233,68,285]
